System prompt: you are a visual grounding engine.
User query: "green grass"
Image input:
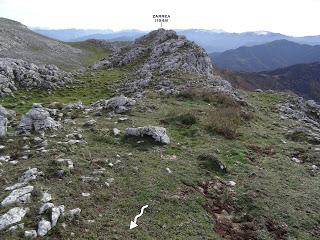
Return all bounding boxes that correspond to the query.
[68,41,108,67]
[0,69,126,116]
[1,77,320,239]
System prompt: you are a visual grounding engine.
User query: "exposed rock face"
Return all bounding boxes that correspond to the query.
[18,104,60,133]
[279,96,320,143]
[125,126,170,144]
[0,58,73,96]
[0,207,29,230]
[92,29,240,100]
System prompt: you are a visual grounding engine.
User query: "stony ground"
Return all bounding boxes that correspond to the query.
[0,66,319,239]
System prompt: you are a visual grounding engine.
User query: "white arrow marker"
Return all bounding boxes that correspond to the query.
[130,205,148,230]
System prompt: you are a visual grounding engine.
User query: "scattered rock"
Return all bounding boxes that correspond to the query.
[24,229,37,238]
[166,167,173,174]
[18,168,43,182]
[292,157,302,164]
[39,202,54,214]
[0,207,29,230]
[83,119,96,127]
[81,193,90,197]
[92,95,136,113]
[37,219,51,237]
[41,192,52,203]
[125,126,170,144]
[68,208,81,220]
[51,205,64,227]
[105,178,114,187]
[225,181,236,187]
[113,128,120,136]
[1,186,34,206]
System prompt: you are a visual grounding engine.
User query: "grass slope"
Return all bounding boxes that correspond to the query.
[0,68,319,239]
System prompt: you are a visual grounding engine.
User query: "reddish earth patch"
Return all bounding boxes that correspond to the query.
[193,179,258,240]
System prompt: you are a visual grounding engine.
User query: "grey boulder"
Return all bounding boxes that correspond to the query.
[125,126,170,144]
[18,104,60,133]
[0,207,29,230]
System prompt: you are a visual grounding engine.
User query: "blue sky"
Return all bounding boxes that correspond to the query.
[1,0,320,36]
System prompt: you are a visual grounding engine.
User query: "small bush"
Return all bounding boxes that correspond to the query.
[207,106,241,139]
[198,153,227,173]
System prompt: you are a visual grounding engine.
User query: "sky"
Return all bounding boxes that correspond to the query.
[0,0,320,36]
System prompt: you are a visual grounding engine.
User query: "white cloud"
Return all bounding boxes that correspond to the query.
[0,0,319,36]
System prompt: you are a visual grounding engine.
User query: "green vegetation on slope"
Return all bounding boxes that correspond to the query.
[0,69,319,239]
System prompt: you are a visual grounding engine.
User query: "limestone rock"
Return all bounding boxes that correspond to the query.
[18,104,60,133]
[18,168,43,182]
[68,208,81,220]
[39,202,54,214]
[0,207,29,230]
[1,186,33,206]
[92,95,136,112]
[37,219,51,237]
[24,230,37,238]
[0,58,73,96]
[51,205,64,227]
[125,126,170,144]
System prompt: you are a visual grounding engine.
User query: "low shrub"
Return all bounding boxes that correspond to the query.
[207,106,241,139]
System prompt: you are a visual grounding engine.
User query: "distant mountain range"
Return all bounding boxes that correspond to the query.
[210,40,320,72]
[32,29,147,42]
[218,62,320,102]
[31,28,320,53]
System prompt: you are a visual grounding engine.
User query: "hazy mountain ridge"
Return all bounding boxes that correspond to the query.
[218,62,320,102]
[211,40,320,72]
[32,28,320,53]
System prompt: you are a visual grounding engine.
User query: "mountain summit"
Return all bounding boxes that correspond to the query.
[93,29,241,101]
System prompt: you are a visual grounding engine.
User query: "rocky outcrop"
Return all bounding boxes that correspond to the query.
[17,104,60,133]
[279,96,320,143]
[92,29,240,100]
[125,126,170,144]
[0,58,73,96]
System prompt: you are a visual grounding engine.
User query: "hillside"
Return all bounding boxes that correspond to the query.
[0,28,320,240]
[211,40,320,72]
[218,62,320,102]
[0,18,105,69]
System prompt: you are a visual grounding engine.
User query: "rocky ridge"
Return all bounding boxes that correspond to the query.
[92,29,242,101]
